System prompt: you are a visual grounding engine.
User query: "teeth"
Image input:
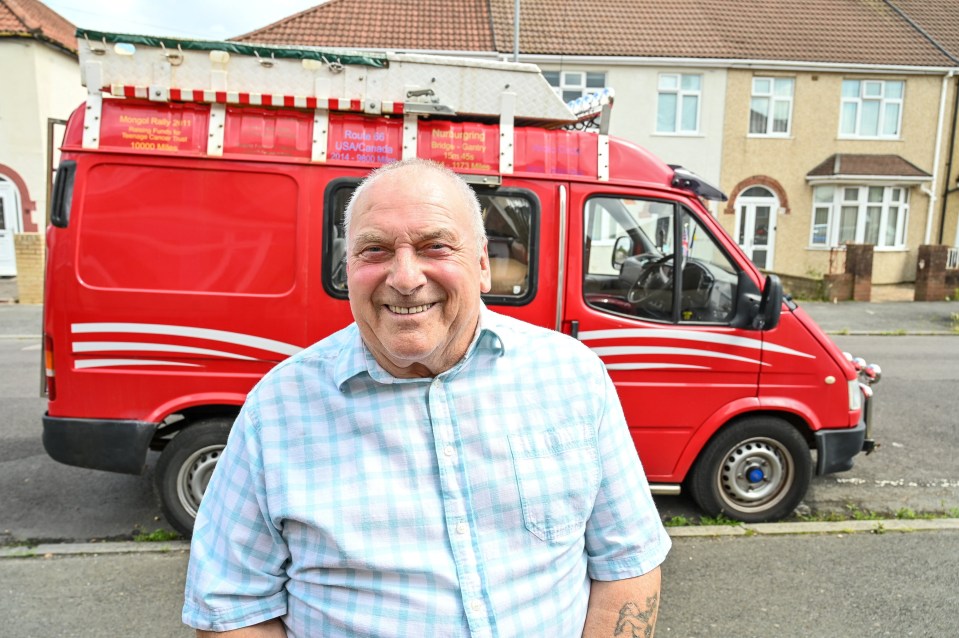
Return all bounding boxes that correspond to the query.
[388,303,433,315]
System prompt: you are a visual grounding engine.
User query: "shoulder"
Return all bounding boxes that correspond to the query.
[485,310,602,368]
[246,323,358,401]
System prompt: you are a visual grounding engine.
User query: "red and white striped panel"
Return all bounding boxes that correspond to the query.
[106,85,405,114]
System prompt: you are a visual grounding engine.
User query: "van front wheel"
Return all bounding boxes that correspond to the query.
[154,419,231,537]
[688,417,811,523]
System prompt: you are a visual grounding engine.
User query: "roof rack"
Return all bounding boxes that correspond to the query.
[76,30,576,167]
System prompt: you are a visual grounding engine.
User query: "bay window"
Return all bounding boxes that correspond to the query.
[809,185,909,249]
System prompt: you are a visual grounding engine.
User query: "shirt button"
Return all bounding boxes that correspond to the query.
[470,600,482,612]
[444,445,454,457]
[456,522,468,534]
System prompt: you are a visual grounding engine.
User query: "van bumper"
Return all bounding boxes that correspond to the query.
[814,422,865,475]
[42,414,157,475]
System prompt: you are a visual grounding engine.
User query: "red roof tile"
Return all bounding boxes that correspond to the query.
[0,0,76,53]
[239,0,494,51]
[887,0,959,63]
[807,154,931,178]
[236,0,957,68]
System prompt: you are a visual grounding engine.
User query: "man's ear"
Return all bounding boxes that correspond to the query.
[478,242,492,294]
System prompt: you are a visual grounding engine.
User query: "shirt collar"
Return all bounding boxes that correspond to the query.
[333,303,506,389]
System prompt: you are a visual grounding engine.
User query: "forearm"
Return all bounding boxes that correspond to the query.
[582,567,661,638]
[196,618,286,637]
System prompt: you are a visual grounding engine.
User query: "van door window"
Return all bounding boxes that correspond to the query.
[584,196,738,323]
[326,182,537,304]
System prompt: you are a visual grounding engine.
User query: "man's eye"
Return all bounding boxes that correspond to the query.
[359,246,387,258]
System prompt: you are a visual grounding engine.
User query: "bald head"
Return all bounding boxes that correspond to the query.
[343,159,486,252]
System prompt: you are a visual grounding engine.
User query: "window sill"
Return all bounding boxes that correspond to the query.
[651,132,704,138]
[746,134,793,140]
[835,136,903,142]
[806,245,909,252]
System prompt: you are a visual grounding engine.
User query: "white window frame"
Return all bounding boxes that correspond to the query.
[542,70,607,104]
[656,73,701,135]
[808,184,910,250]
[838,79,904,139]
[748,77,794,137]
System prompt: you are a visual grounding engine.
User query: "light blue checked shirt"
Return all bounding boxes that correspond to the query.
[184,308,670,637]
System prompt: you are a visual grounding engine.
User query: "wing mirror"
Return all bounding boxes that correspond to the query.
[611,235,633,269]
[752,274,783,330]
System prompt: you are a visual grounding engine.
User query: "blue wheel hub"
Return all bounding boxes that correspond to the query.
[746,466,765,484]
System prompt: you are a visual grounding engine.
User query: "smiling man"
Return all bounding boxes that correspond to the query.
[183,159,671,637]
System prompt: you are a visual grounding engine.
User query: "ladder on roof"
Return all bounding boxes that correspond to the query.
[76,30,579,175]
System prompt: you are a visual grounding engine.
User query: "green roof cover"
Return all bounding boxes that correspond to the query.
[76,29,389,68]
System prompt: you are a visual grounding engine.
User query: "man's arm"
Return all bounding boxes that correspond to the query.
[197,618,286,637]
[582,567,661,638]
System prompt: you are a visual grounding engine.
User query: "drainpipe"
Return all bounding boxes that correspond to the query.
[941,72,959,245]
[925,70,955,244]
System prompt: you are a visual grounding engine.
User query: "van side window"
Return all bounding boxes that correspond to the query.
[325,182,537,302]
[583,197,738,323]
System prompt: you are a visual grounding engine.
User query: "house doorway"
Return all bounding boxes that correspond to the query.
[734,186,778,270]
[0,177,23,276]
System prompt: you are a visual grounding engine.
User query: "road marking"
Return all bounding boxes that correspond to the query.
[21,344,41,351]
[833,477,959,488]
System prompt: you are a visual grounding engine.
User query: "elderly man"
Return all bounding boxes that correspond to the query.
[183,159,671,637]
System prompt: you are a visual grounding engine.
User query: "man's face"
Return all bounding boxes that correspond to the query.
[346,166,491,378]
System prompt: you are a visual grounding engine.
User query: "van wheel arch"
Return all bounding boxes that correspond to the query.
[687,415,812,523]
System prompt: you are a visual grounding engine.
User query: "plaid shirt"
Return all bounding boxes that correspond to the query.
[183,308,670,637]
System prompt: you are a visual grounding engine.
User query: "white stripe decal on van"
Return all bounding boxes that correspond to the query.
[75,359,202,369]
[579,328,814,359]
[71,323,302,356]
[72,341,261,361]
[590,346,767,366]
[605,362,709,371]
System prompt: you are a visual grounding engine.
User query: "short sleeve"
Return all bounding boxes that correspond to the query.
[584,359,671,581]
[182,404,291,631]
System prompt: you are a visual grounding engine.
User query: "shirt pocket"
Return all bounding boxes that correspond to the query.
[508,423,600,542]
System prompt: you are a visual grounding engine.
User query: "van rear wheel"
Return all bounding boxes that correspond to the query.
[154,419,231,537]
[688,417,811,523]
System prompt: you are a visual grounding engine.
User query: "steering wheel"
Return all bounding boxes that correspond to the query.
[626,254,675,313]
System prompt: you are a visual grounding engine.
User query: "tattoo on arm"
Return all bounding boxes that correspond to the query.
[613,593,659,638]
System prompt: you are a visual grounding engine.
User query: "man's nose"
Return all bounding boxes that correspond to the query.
[386,248,427,294]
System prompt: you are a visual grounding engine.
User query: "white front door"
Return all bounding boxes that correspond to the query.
[734,187,777,270]
[0,180,21,276]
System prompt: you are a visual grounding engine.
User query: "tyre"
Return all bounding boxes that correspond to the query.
[154,418,231,537]
[688,417,811,523]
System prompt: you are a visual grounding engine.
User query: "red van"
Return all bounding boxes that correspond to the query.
[42,32,879,535]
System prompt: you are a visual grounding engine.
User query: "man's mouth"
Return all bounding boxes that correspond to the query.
[386,303,435,315]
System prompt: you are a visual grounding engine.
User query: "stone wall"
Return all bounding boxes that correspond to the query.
[13,233,44,304]
[914,245,951,301]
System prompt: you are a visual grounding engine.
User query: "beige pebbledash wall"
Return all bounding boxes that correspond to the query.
[718,68,946,285]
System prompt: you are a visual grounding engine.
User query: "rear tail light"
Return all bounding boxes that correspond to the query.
[44,334,56,401]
